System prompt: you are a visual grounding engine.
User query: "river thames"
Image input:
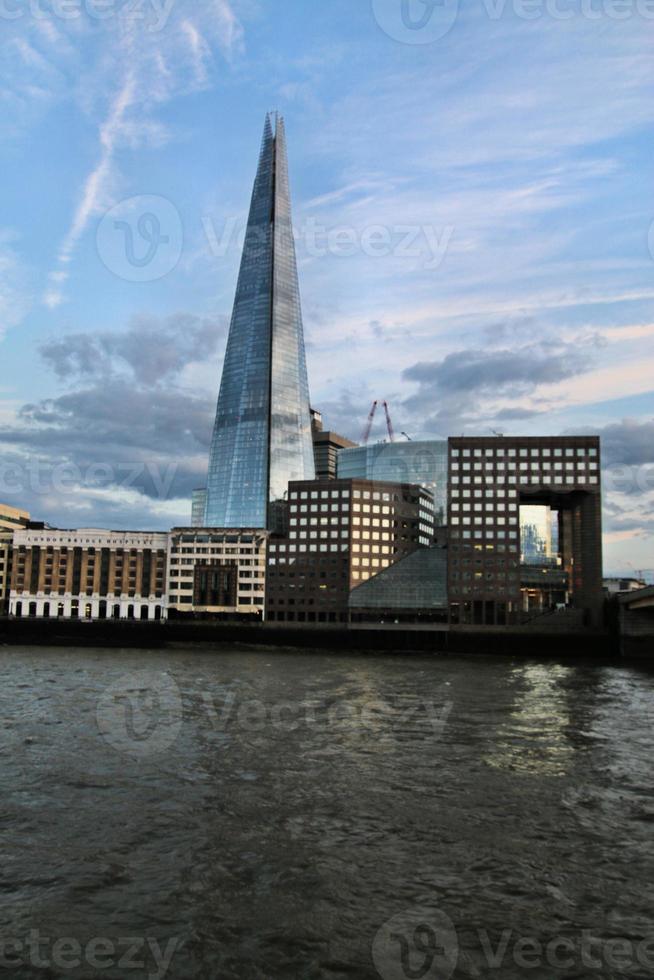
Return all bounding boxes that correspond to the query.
[1,645,653,979]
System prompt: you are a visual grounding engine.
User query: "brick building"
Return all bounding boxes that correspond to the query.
[9,528,168,621]
[0,504,30,616]
[447,436,603,626]
[167,528,267,617]
[266,478,435,624]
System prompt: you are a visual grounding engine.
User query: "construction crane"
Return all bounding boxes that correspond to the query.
[361,400,395,444]
[625,563,654,583]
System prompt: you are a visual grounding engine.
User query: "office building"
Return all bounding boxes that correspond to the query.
[266,478,435,623]
[9,529,168,621]
[191,489,207,528]
[311,409,357,480]
[0,503,30,616]
[447,436,603,626]
[204,114,315,531]
[167,528,267,618]
[337,440,448,525]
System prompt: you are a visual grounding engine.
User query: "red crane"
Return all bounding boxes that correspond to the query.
[361,400,395,444]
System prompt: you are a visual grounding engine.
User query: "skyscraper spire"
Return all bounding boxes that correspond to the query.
[204,115,315,529]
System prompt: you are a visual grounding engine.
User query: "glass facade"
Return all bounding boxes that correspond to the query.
[520,505,556,566]
[204,115,314,529]
[337,441,448,524]
[191,489,207,527]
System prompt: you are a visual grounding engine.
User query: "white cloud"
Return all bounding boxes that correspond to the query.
[0,236,32,339]
[38,0,245,306]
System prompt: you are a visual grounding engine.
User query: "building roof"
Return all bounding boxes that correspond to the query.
[618,585,654,607]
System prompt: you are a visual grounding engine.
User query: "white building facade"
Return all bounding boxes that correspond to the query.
[167,529,268,617]
[9,528,169,621]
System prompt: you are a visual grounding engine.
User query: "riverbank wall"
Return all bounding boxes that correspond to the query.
[0,617,619,657]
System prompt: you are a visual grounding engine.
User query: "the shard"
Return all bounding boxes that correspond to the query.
[204,114,315,529]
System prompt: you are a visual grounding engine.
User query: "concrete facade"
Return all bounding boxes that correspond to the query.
[167,528,267,617]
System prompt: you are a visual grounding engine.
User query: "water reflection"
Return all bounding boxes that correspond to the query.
[1,647,653,980]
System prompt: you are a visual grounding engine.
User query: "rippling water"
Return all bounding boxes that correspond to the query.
[1,645,653,979]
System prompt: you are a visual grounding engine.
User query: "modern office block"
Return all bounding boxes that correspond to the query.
[167,528,268,617]
[447,436,603,626]
[266,478,435,623]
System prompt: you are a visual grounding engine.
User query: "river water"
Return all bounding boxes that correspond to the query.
[1,646,653,979]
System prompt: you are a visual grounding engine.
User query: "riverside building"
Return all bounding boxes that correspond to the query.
[9,528,168,621]
[167,528,268,618]
[265,478,435,624]
[447,436,603,626]
[0,503,30,616]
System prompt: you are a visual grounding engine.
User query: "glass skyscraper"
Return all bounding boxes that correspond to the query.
[204,114,315,529]
[337,441,449,525]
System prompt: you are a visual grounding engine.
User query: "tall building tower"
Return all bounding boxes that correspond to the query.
[204,114,315,529]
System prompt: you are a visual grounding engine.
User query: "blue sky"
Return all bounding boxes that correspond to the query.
[0,0,653,575]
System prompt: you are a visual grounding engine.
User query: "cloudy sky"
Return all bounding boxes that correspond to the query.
[0,0,652,575]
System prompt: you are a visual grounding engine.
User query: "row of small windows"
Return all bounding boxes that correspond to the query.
[451,447,598,458]
[451,529,519,540]
[289,489,429,505]
[451,460,598,472]
[451,516,519,527]
[451,474,599,487]
[452,501,518,511]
